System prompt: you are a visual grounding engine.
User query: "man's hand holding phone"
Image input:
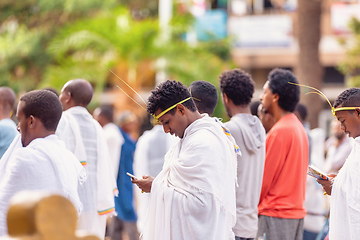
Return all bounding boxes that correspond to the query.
[128,173,154,193]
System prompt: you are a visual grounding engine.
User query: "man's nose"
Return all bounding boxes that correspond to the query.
[163,125,170,133]
[260,93,264,102]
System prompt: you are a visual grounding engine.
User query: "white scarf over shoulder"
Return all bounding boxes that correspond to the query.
[56,107,117,214]
[141,115,238,240]
[329,136,360,240]
[0,135,85,235]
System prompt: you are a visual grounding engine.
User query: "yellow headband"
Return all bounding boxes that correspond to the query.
[333,107,360,114]
[154,97,192,120]
[288,82,360,117]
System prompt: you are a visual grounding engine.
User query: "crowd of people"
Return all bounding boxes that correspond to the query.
[0,67,358,240]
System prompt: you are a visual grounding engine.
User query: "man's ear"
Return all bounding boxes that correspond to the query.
[64,91,72,104]
[223,93,229,104]
[273,93,279,103]
[355,108,360,118]
[28,115,36,129]
[177,104,186,115]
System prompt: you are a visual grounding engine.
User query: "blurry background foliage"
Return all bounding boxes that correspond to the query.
[338,17,360,88]
[0,0,233,118]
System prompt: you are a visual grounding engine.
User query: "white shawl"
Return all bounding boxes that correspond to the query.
[141,115,238,240]
[56,106,117,214]
[0,135,85,235]
[329,136,360,240]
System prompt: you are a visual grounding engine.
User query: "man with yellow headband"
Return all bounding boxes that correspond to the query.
[131,80,238,240]
[317,88,360,240]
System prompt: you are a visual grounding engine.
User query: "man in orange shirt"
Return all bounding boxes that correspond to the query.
[257,68,309,240]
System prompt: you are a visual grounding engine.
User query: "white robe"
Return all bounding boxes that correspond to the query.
[329,136,360,239]
[56,106,117,239]
[324,136,352,174]
[303,128,326,234]
[134,125,178,232]
[103,122,124,179]
[141,115,237,240]
[0,134,85,236]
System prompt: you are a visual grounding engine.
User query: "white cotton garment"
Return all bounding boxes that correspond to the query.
[140,115,237,240]
[324,136,352,174]
[225,113,266,238]
[329,136,360,240]
[0,134,85,236]
[103,122,124,179]
[303,128,326,234]
[134,124,178,233]
[56,106,117,239]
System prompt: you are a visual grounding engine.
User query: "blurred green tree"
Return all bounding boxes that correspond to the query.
[0,0,118,92]
[0,0,232,120]
[338,17,360,87]
[42,6,232,117]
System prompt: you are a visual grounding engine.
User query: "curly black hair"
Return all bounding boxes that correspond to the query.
[334,88,360,108]
[147,80,197,115]
[189,80,218,116]
[20,90,63,131]
[219,69,254,106]
[268,68,299,112]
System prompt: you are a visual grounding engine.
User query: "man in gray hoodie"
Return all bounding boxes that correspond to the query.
[219,69,266,240]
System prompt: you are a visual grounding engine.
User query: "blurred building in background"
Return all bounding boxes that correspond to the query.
[179,0,360,133]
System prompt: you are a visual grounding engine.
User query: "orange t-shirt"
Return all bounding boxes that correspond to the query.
[258,114,309,219]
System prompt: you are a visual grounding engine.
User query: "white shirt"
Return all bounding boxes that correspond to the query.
[325,136,352,174]
[103,122,124,179]
[303,128,327,233]
[0,135,85,235]
[329,137,360,239]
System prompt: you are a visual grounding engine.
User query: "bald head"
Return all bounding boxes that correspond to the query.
[60,79,93,109]
[0,87,16,116]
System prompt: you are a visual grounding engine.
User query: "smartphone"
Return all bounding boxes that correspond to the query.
[126,172,138,180]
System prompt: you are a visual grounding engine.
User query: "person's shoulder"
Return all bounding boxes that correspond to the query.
[0,119,17,130]
[269,115,306,141]
[224,117,238,130]
[31,137,80,164]
[12,145,46,166]
[227,114,254,127]
[57,110,72,128]
[104,122,119,131]
[273,114,298,129]
[267,121,288,139]
[137,128,153,142]
[104,122,122,135]
[8,142,62,178]
[228,114,264,132]
[187,125,220,146]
